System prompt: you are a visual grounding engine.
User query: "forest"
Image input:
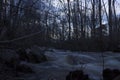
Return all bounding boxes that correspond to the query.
[0,0,120,51]
[0,0,120,80]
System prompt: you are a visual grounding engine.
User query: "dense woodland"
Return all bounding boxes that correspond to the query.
[0,0,120,52]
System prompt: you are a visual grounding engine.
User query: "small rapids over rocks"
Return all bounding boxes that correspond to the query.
[4,47,120,80]
[19,48,120,80]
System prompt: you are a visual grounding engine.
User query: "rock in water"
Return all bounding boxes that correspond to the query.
[103,68,113,80]
[66,70,90,80]
[16,64,34,73]
[27,46,47,63]
[17,48,29,62]
[103,68,120,80]
[17,47,47,63]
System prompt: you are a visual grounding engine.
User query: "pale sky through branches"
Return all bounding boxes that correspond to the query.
[53,0,120,14]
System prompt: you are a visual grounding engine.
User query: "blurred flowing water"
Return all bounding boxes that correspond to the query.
[21,49,120,80]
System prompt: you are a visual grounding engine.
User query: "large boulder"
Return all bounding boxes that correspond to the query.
[29,46,47,63]
[16,64,34,73]
[17,46,47,63]
[66,70,90,80]
[0,49,20,68]
[103,68,120,80]
[17,48,29,62]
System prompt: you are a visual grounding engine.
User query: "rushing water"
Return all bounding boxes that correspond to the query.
[21,49,120,80]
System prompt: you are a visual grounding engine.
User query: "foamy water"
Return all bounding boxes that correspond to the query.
[21,49,120,80]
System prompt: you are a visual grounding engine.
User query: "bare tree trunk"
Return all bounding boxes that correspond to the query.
[0,0,3,27]
[112,0,118,43]
[80,1,84,39]
[67,0,71,40]
[108,0,114,50]
[10,0,15,26]
[112,0,117,27]
[72,0,78,40]
[99,0,104,68]
[108,0,112,41]
[3,0,7,21]
[84,0,87,38]
[14,0,22,24]
[91,0,96,38]
[99,0,102,39]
